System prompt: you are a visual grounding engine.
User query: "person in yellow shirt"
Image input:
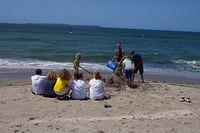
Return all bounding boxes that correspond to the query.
[54,69,72,100]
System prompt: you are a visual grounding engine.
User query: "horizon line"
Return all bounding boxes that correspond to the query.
[0,22,200,33]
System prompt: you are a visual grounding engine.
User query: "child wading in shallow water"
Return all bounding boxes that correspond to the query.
[73,53,82,74]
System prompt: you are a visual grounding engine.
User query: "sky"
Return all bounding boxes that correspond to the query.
[0,0,200,32]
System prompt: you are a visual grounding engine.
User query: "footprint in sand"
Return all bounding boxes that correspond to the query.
[33,123,39,126]
[129,101,133,104]
[14,124,22,128]
[14,129,20,133]
[164,88,169,91]
[47,125,53,129]
[69,128,79,132]
[0,101,6,104]
[97,130,105,133]
[184,121,192,125]
[28,117,35,121]
[121,121,126,125]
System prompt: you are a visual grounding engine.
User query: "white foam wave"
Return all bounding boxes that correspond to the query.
[0,59,111,71]
[172,59,200,71]
[0,59,199,78]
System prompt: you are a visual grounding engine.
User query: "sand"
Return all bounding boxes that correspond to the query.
[0,79,200,133]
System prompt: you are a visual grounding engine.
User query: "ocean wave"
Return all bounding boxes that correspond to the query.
[0,58,199,78]
[0,59,111,71]
[172,59,200,72]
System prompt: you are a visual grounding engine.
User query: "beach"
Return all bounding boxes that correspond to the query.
[0,23,200,132]
[0,68,200,133]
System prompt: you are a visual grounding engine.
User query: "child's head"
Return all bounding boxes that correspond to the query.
[79,73,83,80]
[116,42,122,49]
[130,50,135,56]
[47,70,57,80]
[93,71,101,80]
[59,69,72,80]
[35,69,42,75]
[73,72,84,80]
[75,53,82,60]
[73,72,79,80]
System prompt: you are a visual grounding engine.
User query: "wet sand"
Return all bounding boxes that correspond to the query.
[0,68,200,85]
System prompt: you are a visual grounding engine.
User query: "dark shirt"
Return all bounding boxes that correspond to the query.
[43,79,56,97]
[132,54,143,65]
[115,48,124,62]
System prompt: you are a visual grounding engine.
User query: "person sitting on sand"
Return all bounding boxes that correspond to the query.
[31,69,47,95]
[89,71,105,100]
[42,70,57,97]
[130,50,144,83]
[122,54,134,87]
[73,53,82,73]
[70,73,89,100]
[54,69,72,100]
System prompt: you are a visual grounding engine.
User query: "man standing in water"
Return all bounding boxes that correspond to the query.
[131,50,144,83]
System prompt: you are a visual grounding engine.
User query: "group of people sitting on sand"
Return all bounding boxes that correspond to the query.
[31,42,144,100]
[31,68,106,100]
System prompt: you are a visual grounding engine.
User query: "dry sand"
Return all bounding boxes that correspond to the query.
[0,80,200,133]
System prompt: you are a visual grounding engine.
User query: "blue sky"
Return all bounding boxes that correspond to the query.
[0,0,200,32]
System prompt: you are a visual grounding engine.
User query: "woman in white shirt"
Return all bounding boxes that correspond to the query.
[71,73,88,100]
[89,71,105,100]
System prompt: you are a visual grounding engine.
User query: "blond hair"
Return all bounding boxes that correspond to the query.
[75,53,81,59]
[59,69,72,80]
[47,70,57,80]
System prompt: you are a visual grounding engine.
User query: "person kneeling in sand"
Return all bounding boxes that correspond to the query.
[70,73,89,100]
[31,69,47,95]
[54,69,72,100]
[89,71,105,100]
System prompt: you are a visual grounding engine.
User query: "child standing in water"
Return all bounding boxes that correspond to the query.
[73,53,82,73]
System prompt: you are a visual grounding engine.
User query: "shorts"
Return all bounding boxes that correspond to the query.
[134,64,144,74]
[55,88,70,96]
[125,69,133,79]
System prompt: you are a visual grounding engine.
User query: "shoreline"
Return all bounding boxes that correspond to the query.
[0,68,199,85]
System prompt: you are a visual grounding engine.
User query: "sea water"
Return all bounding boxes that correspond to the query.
[0,23,200,78]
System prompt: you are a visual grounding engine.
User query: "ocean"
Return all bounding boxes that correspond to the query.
[0,23,200,78]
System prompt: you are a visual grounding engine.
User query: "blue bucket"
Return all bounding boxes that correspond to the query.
[106,61,117,71]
